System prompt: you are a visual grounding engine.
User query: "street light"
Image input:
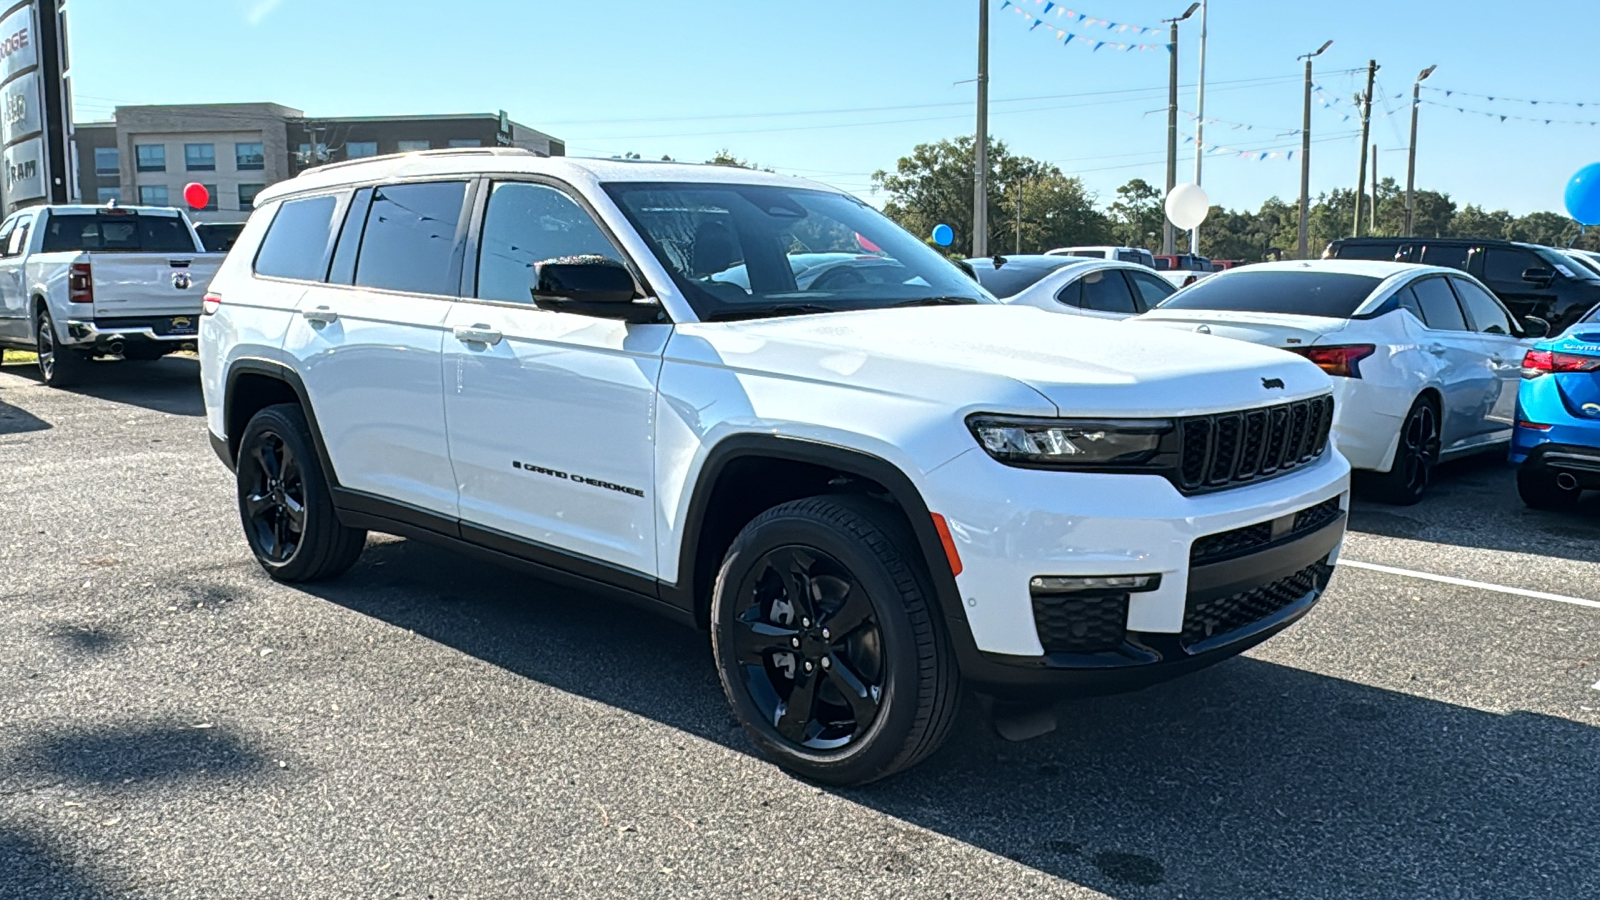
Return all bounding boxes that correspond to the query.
[1297,39,1332,259]
[1161,1,1201,256]
[1405,64,1438,236]
[1190,0,1208,253]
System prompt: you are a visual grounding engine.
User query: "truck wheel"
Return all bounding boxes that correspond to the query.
[1517,463,1581,511]
[236,403,366,582]
[710,495,960,786]
[35,308,88,388]
[1357,396,1439,506]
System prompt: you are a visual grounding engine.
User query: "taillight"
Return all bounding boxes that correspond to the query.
[68,262,93,303]
[1291,344,1375,378]
[202,292,222,315]
[1523,348,1600,377]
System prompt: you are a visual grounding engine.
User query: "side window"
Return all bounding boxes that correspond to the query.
[1054,277,1082,308]
[1395,286,1427,324]
[1337,243,1399,261]
[1125,270,1175,311]
[1419,244,1469,270]
[1450,277,1515,335]
[476,182,619,304]
[354,181,469,296]
[6,217,31,256]
[1409,277,1469,331]
[0,216,17,257]
[327,187,374,285]
[254,194,343,282]
[1078,268,1138,314]
[1481,248,1541,285]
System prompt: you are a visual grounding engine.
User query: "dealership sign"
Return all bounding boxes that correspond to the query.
[0,0,69,215]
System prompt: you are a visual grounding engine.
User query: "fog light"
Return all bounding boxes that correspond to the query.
[1029,574,1161,594]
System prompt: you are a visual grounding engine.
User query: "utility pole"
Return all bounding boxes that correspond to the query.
[974,0,990,258]
[1298,40,1332,259]
[1015,183,1022,254]
[1405,65,1437,236]
[1370,144,1379,234]
[1352,59,1377,238]
[1190,0,1208,252]
[1163,3,1199,256]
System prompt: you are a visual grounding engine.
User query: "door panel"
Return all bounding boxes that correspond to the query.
[1407,277,1489,447]
[1449,276,1526,433]
[0,215,29,341]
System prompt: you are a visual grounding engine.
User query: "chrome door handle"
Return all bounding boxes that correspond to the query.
[302,306,338,324]
[453,325,503,346]
[1427,343,1447,356]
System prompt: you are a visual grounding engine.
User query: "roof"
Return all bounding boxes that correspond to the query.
[1210,259,1435,279]
[964,254,1088,270]
[1333,235,1536,249]
[21,204,185,216]
[257,150,827,206]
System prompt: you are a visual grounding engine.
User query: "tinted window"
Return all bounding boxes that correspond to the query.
[254,195,342,281]
[1074,268,1137,314]
[354,181,467,295]
[1067,249,1106,259]
[1158,271,1381,318]
[477,182,617,304]
[1395,286,1427,323]
[195,223,244,252]
[1450,277,1515,335]
[327,188,373,285]
[1337,242,1401,261]
[6,217,29,256]
[1152,257,1171,270]
[41,213,196,253]
[1482,247,1542,284]
[972,259,1073,298]
[1126,270,1175,310]
[1409,276,1469,331]
[1419,244,1469,270]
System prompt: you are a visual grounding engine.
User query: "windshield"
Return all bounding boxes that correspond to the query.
[1158,270,1383,318]
[966,257,1077,298]
[604,182,989,320]
[42,213,196,253]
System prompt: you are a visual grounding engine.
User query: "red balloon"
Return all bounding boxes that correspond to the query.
[183,183,210,209]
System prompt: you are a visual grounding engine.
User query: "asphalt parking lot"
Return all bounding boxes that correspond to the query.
[3,354,1599,900]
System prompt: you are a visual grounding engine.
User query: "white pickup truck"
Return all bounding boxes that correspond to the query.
[0,203,223,386]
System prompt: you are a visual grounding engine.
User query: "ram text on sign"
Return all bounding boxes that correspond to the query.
[3,134,44,202]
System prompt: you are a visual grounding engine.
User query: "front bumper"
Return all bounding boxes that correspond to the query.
[64,316,201,348]
[922,448,1349,695]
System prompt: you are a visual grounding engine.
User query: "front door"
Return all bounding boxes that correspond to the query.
[1449,276,1527,435]
[443,179,667,577]
[1473,245,1553,322]
[0,214,27,342]
[1406,275,1488,450]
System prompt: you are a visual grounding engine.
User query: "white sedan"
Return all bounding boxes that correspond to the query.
[966,255,1176,319]
[1132,260,1544,504]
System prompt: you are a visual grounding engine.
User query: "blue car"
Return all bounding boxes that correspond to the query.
[1510,306,1600,509]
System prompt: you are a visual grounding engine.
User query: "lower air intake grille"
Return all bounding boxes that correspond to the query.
[1181,562,1332,648]
[1032,592,1129,654]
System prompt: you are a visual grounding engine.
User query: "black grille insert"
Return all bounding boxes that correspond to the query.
[1181,562,1332,648]
[1189,496,1345,566]
[1032,592,1129,654]
[1178,395,1334,492]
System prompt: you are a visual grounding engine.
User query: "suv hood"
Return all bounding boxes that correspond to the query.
[671,305,1331,418]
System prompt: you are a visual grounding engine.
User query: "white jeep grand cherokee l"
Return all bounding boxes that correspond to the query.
[200,149,1350,785]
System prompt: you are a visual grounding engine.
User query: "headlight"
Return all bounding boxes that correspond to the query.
[967,415,1171,468]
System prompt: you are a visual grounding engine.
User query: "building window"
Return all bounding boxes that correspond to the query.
[96,187,122,204]
[346,141,378,159]
[396,140,430,152]
[238,183,264,211]
[185,143,216,171]
[94,147,119,176]
[235,142,264,171]
[139,185,169,206]
[135,144,166,172]
[296,142,328,165]
[200,184,219,211]
[447,139,482,148]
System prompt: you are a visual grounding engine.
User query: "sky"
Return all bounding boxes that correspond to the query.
[66,0,1595,218]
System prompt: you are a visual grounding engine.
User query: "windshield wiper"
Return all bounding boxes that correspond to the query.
[705,304,840,322]
[889,296,983,308]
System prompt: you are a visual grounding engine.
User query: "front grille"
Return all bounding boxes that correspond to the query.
[1181,561,1332,648]
[1032,592,1129,654]
[1179,395,1334,493]
[1189,496,1345,566]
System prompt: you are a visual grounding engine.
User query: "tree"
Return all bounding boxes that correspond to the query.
[1449,204,1514,240]
[873,136,1108,256]
[1508,211,1582,247]
[1107,179,1164,249]
[705,149,770,171]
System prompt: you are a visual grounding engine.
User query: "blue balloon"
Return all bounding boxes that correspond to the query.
[1565,163,1600,226]
[931,223,954,247]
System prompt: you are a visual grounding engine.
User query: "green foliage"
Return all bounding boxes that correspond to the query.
[705,149,772,172]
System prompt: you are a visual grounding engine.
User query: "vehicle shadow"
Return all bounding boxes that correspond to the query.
[72,356,205,418]
[303,537,1600,898]
[0,827,119,900]
[1349,452,1600,562]
[0,396,50,435]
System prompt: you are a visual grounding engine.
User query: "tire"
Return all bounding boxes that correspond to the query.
[235,403,366,582]
[710,495,960,786]
[1517,463,1581,511]
[1357,396,1441,506]
[34,307,88,388]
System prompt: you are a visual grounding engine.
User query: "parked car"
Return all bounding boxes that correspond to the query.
[0,202,223,386]
[969,255,1175,319]
[1151,253,1216,289]
[1559,247,1600,279]
[201,150,1349,785]
[1325,237,1600,333]
[195,222,246,253]
[960,254,1081,299]
[1135,260,1542,504]
[1212,259,1247,271]
[1043,245,1157,269]
[1510,307,1600,509]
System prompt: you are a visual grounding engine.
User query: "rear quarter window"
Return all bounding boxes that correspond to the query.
[253,194,343,282]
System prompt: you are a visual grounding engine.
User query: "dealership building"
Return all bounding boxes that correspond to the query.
[72,102,565,223]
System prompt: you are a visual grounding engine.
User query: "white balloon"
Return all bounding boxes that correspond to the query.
[1165,183,1211,231]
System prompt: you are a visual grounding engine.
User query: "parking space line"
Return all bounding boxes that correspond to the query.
[1339,559,1600,612]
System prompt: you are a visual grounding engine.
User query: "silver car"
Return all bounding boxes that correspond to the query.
[966,255,1177,320]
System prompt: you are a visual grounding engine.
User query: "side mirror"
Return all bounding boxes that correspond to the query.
[532,256,659,322]
[1522,315,1551,338]
[1522,266,1555,285]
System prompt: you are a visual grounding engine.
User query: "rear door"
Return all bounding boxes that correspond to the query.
[1473,245,1552,322]
[1448,276,1527,433]
[1407,275,1493,447]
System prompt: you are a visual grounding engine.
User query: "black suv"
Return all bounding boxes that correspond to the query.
[1326,237,1600,332]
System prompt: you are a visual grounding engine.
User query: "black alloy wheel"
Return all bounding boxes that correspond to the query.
[241,429,307,564]
[1359,398,1440,506]
[235,404,366,582]
[729,545,886,750]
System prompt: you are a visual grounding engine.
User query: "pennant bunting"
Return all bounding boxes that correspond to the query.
[1422,84,1600,108]
[1418,98,1600,127]
[1005,4,1170,53]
